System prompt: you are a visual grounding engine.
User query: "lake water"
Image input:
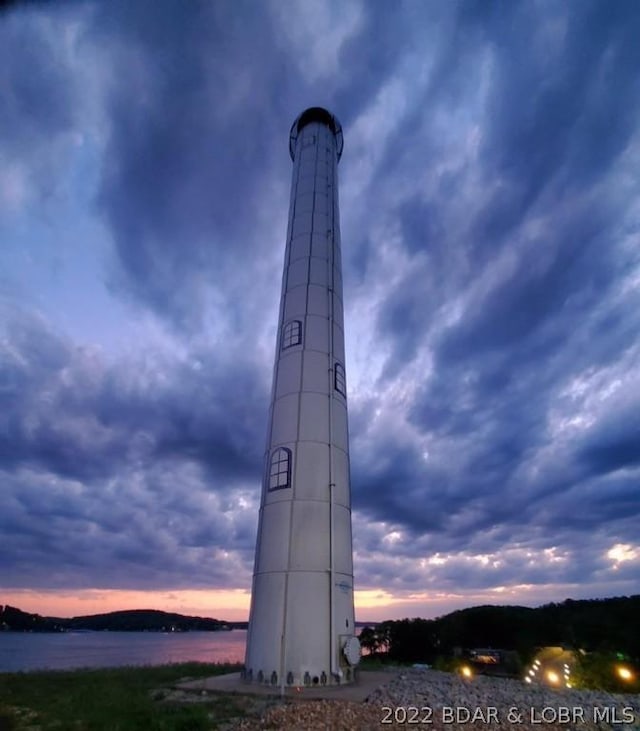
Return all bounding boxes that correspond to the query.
[0,630,247,673]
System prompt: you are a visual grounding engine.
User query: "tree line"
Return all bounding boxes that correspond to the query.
[359,595,640,664]
[0,605,240,632]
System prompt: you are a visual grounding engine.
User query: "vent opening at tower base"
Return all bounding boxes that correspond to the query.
[243,667,352,686]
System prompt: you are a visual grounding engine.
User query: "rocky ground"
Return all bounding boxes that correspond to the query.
[230,668,640,730]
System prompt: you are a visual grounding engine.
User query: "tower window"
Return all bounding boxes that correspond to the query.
[268,447,291,491]
[282,320,302,349]
[334,362,346,396]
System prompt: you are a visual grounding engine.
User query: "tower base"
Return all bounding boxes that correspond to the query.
[241,664,359,688]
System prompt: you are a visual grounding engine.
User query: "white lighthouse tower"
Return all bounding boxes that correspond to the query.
[244,107,360,687]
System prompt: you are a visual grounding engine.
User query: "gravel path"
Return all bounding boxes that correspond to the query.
[232,668,640,730]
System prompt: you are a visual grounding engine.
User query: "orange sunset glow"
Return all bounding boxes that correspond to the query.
[2,582,604,624]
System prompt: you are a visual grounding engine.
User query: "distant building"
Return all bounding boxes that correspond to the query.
[468,648,521,677]
[470,648,501,664]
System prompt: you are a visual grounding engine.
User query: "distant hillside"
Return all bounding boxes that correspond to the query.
[1,605,66,633]
[0,604,373,633]
[0,605,237,632]
[433,595,640,655]
[3,595,639,653]
[359,595,640,664]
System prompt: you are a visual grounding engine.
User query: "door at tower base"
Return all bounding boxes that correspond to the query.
[244,107,360,686]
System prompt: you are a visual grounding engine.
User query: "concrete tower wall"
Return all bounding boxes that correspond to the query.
[245,109,358,687]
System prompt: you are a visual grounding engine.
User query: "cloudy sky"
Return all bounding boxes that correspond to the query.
[2,0,639,622]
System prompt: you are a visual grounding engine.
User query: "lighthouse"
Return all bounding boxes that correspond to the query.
[244,107,360,687]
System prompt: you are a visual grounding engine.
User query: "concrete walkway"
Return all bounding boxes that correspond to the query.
[175,670,394,702]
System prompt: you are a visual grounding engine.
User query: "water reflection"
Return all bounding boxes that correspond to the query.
[0,630,247,672]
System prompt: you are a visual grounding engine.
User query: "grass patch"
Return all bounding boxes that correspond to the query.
[359,655,412,671]
[0,661,244,731]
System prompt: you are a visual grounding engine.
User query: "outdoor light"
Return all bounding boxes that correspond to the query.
[461,666,473,679]
[617,666,634,681]
[546,670,560,685]
[524,676,532,684]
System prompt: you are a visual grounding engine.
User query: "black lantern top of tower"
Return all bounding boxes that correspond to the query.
[289,107,343,162]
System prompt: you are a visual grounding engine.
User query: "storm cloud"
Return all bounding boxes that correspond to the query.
[1,0,639,617]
